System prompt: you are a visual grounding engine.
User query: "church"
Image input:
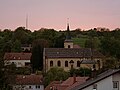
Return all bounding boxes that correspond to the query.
[43,23,104,73]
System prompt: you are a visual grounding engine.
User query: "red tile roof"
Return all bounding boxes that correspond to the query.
[4,53,32,60]
[64,77,88,90]
[45,81,61,90]
[45,77,88,90]
[15,75,43,85]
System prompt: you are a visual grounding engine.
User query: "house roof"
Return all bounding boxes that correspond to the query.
[44,48,104,58]
[71,69,120,90]
[45,81,62,90]
[4,53,32,60]
[65,77,88,90]
[45,77,88,90]
[15,74,43,85]
[73,45,81,48]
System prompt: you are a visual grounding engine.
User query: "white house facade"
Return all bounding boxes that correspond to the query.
[72,69,120,90]
[4,53,31,67]
[13,75,44,90]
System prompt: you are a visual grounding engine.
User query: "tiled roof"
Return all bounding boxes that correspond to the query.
[65,77,88,90]
[45,81,61,90]
[45,77,88,90]
[73,45,81,48]
[44,48,104,58]
[4,53,32,60]
[71,69,120,90]
[15,75,43,85]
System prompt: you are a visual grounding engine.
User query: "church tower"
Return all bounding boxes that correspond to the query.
[64,22,73,48]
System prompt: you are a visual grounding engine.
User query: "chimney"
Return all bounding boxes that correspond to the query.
[73,74,76,83]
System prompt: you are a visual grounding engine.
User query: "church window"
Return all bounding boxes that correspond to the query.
[57,61,61,67]
[68,45,70,48]
[50,61,53,67]
[65,61,68,67]
[77,61,81,67]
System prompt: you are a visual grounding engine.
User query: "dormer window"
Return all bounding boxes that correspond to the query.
[18,57,21,59]
[13,57,16,59]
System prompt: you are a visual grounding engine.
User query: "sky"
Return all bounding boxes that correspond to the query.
[0,0,120,31]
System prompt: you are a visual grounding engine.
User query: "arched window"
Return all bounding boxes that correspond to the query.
[65,61,68,67]
[68,45,70,48]
[77,61,80,67]
[57,61,61,67]
[50,61,53,67]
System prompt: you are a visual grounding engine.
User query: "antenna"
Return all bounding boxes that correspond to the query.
[67,18,69,25]
[26,14,28,29]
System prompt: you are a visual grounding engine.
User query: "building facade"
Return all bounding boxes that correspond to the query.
[4,53,31,67]
[43,24,104,73]
[72,69,120,90]
[13,75,44,90]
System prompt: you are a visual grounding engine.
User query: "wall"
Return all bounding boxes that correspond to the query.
[13,85,44,90]
[82,76,113,90]
[45,58,101,72]
[64,42,73,48]
[5,60,30,67]
[113,73,120,90]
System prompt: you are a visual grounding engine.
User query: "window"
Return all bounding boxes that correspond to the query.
[29,86,31,89]
[25,62,30,66]
[50,61,53,67]
[113,81,119,88]
[93,84,97,90]
[93,64,96,69]
[77,61,81,67]
[65,61,68,67]
[68,45,70,48]
[36,85,40,89]
[57,61,61,67]
[38,85,40,88]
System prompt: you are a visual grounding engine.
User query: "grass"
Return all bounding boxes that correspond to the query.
[72,37,88,47]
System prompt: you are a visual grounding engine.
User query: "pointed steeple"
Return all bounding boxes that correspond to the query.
[64,19,73,48]
[66,19,71,40]
[67,23,70,32]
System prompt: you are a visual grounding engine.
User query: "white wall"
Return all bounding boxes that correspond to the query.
[13,85,44,90]
[5,60,30,67]
[83,76,113,90]
[113,73,120,90]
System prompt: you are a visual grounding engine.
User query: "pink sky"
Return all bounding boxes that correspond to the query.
[0,0,120,31]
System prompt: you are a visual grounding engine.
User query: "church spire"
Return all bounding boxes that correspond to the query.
[64,18,73,48]
[66,18,71,40]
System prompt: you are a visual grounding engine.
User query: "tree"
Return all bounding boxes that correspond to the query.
[44,67,69,87]
[31,39,49,72]
[13,27,30,44]
[69,68,91,77]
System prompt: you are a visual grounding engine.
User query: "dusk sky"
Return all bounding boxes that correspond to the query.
[0,0,120,31]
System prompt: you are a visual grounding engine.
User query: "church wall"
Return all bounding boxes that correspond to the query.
[45,58,102,72]
[64,42,73,48]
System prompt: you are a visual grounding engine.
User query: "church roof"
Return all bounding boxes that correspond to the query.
[44,48,104,58]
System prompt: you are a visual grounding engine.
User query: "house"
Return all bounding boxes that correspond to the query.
[45,76,88,90]
[71,69,120,90]
[12,74,44,90]
[21,44,32,52]
[4,53,31,67]
[43,23,104,72]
